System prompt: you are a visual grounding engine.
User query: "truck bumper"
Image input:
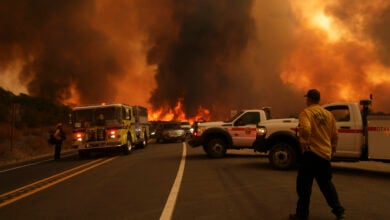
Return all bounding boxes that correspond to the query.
[77,140,123,150]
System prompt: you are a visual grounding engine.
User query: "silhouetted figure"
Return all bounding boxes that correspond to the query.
[53,123,66,160]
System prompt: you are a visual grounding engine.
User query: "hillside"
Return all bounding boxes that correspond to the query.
[0,87,72,165]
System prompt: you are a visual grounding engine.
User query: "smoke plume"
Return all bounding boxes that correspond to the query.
[0,0,122,104]
[1,0,390,120]
[147,0,303,118]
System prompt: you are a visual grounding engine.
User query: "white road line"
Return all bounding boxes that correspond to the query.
[160,142,187,220]
[0,153,75,173]
[0,159,53,173]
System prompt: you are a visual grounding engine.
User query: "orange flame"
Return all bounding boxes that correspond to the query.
[149,99,211,124]
[193,105,211,122]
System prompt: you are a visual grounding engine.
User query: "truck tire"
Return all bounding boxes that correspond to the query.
[123,136,134,155]
[139,131,148,148]
[206,137,227,158]
[268,142,297,169]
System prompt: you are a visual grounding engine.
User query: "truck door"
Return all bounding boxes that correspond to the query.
[325,105,362,158]
[231,112,259,146]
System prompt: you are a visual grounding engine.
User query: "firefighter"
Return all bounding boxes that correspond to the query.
[290,89,345,220]
[53,123,66,160]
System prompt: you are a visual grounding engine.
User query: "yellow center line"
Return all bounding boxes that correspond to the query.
[0,156,118,208]
[1,158,104,197]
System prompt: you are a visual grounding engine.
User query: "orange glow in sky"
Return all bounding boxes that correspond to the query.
[1,0,390,119]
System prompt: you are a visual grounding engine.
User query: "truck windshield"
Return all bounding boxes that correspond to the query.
[72,107,122,128]
[224,111,244,123]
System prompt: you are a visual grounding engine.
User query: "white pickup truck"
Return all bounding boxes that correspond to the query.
[188,109,270,157]
[255,99,390,169]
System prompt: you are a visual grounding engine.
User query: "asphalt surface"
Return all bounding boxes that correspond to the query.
[0,141,389,219]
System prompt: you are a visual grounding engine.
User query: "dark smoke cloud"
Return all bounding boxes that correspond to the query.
[366,5,390,66]
[0,0,303,119]
[149,0,254,117]
[0,0,120,104]
[148,0,300,119]
[2,0,388,120]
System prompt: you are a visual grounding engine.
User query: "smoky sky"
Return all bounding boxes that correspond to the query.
[0,0,121,104]
[325,0,390,65]
[1,0,390,120]
[319,0,390,109]
[149,0,258,118]
[147,0,303,119]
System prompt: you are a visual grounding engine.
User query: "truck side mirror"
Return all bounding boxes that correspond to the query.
[359,99,371,106]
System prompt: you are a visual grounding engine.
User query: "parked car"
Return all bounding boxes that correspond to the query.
[179,121,193,138]
[155,122,187,143]
[149,121,160,138]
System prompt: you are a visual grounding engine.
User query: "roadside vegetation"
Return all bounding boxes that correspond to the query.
[0,87,72,165]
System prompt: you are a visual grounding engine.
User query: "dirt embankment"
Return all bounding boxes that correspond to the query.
[0,123,73,166]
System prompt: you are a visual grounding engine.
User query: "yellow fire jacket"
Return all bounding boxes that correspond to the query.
[298,104,338,160]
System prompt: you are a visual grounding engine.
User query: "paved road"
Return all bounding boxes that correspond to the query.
[1,141,390,219]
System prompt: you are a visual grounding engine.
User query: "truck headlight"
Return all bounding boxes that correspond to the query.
[257,126,267,136]
[108,130,120,139]
[75,132,84,142]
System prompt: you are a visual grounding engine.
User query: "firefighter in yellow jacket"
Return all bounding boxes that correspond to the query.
[290,89,345,220]
[53,123,66,160]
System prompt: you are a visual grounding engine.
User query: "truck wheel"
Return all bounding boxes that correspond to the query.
[123,136,134,155]
[140,132,148,148]
[268,142,296,169]
[206,138,227,158]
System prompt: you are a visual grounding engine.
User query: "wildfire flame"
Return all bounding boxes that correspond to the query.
[1,0,390,118]
[149,99,210,123]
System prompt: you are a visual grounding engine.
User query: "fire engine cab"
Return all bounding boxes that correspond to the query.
[71,104,150,158]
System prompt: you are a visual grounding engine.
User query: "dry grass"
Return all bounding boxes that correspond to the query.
[0,123,73,166]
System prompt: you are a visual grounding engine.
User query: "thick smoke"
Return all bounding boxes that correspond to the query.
[0,0,121,104]
[148,0,301,119]
[283,0,390,111]
[326,0,390,65]
[149,0,255,118]
[1,0,390,120]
